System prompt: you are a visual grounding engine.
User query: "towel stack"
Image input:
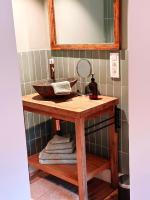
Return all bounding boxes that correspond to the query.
[39,135,76,164]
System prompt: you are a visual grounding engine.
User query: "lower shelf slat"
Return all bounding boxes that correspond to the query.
[28,153,110,186]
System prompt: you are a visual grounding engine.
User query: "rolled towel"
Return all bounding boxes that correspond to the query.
[44,148,75,154]
[39,150,76,160]
[39,159,76,165]
[45,140,74,151]
[49,135,70,144]
[51,81,72,95]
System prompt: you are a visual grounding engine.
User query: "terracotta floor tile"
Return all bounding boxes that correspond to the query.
[31,173,118,200]
[30,178,51,199]
[31,176,78,200]
[38,190,78,200]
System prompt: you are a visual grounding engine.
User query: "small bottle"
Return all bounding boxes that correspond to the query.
[48,58,55,82]
[88,73,98,100]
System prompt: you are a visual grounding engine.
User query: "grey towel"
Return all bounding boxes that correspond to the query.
[39,159,76,165]
[39,150,76,160]
[45,140,75,151]
[49,135,70,144]
[51,81,72,95]
[44,148,75,154]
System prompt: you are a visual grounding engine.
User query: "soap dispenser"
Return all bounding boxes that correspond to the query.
[88,73,98,100]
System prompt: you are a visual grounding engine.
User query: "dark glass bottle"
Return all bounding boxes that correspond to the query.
[88,74,98,100]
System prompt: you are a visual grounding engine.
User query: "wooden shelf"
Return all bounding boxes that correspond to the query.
[24,94,118,199]
[28,153,110,186]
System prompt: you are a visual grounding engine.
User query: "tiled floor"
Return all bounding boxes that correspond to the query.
[30,172,118,200]
[30,173,78,200]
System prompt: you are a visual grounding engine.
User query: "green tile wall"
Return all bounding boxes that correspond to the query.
[51,49,129,174]
[18,50,52,156]
[18,49,129,174]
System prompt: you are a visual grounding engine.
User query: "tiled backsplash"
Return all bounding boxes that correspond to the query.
[18,50,52,156]
[51,50,129,174]
[18,49,129,174]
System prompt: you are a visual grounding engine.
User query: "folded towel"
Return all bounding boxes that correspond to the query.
[39,159,76,165]
[44,147,75,154]
[51,81,72,95]
[49,135,70,144]
[45,140,74,151]
[39,150,76,160]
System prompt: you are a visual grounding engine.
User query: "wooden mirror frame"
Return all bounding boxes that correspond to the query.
[48,0,120,50]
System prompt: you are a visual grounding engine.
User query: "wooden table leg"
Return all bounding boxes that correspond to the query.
[75,118,88,200]
[109,107,118,188]
[52,118,61,135]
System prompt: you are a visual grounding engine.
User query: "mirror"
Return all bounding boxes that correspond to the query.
[77,59,92,78]
[49,0,120,50]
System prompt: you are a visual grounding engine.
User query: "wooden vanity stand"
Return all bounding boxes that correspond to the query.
[23,94,119,200]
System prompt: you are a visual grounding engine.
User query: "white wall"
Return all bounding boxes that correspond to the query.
[12,0,50,51]
[0,0,30,199]
[128,0,150,199]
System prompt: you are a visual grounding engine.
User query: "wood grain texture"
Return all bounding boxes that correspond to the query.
[114,0,120,48]
[88,179,117,200]
[48,0,56,47]
[23,94,119,200]
[28,153,110,186]
[22,94,118,121]
[31,172,117,200]
[75,118,88,200]
[48,0,120,50]
[104,189,118,200]
[109,109,119,188]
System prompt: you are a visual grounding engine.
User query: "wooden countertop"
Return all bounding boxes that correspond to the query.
[23,93,119,121]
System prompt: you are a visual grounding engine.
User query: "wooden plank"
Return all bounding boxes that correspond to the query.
[23,105,76,122]
[31,173,117,200]
[48,0,56,47]
[28,154,78,186]
[75,118,88,200]
[88,179,115,200]
[48,0,120,50]
[86,154,110,181]
[23,94,119,199]
[84,107,112,121]
[109,108,119,188]
[23,94,118,120]
[28,154,110,187]
[104,189,118,200]
[50,43,120,51]
[114,0,120,48]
